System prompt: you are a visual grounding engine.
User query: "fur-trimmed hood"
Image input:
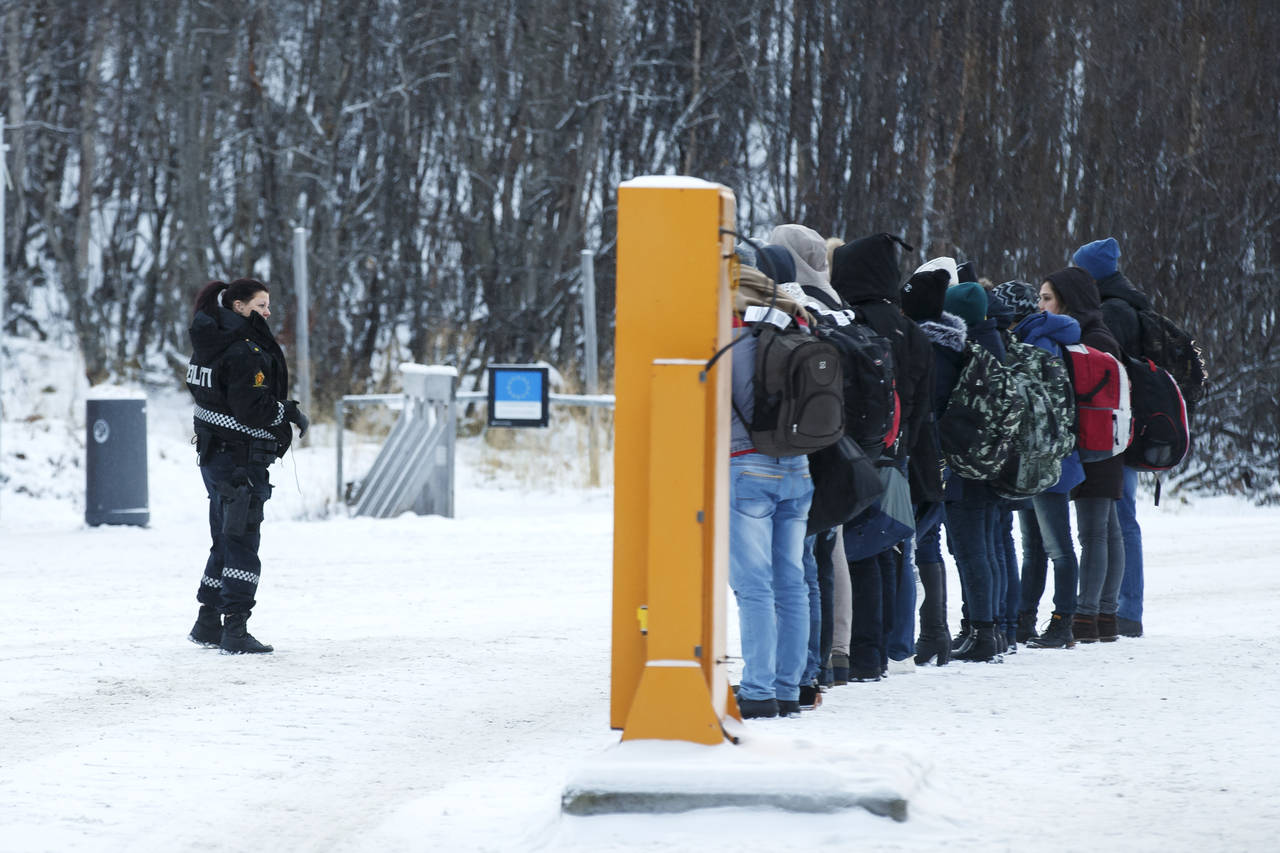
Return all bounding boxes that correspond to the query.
[916,312,967,352]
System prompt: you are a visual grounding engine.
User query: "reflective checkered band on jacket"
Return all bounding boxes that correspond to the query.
[201,575,223,589]
[222,567,260,585]
[193,404,281,439]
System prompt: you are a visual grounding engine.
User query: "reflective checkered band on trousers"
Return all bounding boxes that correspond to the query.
[193,404,282,439]
[222,567,260,585]
[201,575,223,589]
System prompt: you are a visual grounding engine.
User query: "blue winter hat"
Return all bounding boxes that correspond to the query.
[1071,238,1120,280]
[944,281,988,326]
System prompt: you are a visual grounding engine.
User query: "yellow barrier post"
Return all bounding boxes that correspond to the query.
[610,177,736,743]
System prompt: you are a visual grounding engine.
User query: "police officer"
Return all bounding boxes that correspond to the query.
[185,278,308,654]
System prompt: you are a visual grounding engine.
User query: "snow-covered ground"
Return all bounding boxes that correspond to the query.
[3,337,1280,852]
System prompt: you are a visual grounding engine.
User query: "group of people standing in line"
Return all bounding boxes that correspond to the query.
[729,226,1161,719]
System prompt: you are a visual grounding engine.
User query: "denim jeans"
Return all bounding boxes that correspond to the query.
[945,500,998,622]
[1019,491,1079,616]
[993,506,1020,637]
[1116,467,1144,622]
[845,548,896,673]
[802,534,822,684]
[1075,497,1124,616]
[813,528,838,681]
[887,537,917,661]
[729,454,813,702]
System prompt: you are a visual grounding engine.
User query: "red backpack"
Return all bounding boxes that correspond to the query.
[1062,344,1132,462]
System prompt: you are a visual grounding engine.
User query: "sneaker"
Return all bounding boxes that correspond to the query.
[777,699,802,717]
[1027,612,1076,649]
[1096,612,1119,643]
[1117,617,1144,638]
[887,657,916,675]
[1016,610,1038,644]
[849,666,882,683]
[798,684,823,710]
[1072,613,1099,644]
[737,696,779,719]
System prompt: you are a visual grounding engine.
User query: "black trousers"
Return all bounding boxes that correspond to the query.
[197,447,273,615]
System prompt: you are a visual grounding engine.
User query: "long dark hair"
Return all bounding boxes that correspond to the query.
[192,278,269,318]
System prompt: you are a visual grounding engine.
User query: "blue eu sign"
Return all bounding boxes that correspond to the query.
[487,365,550,428]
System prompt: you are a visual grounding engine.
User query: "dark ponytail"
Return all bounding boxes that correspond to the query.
[193,280,229,318]
[192,278,269,318]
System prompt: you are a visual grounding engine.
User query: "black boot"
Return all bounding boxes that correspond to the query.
[914,562,952,666]
[951,619,972,652]
[1028,612,1075,648]
[188,605,222,648]
[1016,610,1038,644]
[220,613,274,655]
[955,621,1003,663]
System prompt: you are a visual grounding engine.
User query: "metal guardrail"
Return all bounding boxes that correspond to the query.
[336,366,615,517]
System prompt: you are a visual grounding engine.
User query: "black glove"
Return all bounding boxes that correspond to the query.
[283,400,309,438]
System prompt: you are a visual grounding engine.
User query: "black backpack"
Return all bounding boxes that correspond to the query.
[736,322,845,457]
[1123,353,1190,472]
[807,307,898,454]
[1137,308,1207,416]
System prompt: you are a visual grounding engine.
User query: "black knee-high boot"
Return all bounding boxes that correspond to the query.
[914,562,952,665]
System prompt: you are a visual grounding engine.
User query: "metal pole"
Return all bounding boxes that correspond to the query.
[292,227,311,446]
[1,123,9,520]
[580,249,600,487]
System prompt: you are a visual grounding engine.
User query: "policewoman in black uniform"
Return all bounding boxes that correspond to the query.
[185,278,308,654]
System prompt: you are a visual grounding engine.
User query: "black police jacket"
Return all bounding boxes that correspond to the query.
[186,306,292,456]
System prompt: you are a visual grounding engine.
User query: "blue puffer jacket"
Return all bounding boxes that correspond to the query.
[1013,311,1086,494]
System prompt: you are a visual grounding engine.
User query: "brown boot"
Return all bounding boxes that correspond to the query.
[1072,613,1099,644]
[1096,612,1119,642]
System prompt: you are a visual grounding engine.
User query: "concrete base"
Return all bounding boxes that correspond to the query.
[562,724,922,822]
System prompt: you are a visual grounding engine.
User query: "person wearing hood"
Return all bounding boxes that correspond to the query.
[993,280,1086,650]
[727,247,815,718]
[1073,238,1147,639]
[1039,266,1125,645]
[829,233,935,678]
[764,227,852,694]
[185,279,309,654]
[938,279,1007,662]
[900,264,964,665]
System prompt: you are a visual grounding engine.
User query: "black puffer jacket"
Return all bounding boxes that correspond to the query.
[186,306,291,455]
[1046,266,1123,500]
[1097,269,1151,356]
[830,234,934,463]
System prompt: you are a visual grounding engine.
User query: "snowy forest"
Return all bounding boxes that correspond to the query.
[1,0,1277,497]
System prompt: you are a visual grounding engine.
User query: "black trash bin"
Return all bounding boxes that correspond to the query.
[85,393,149,527]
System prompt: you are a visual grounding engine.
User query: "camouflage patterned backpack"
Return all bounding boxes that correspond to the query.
[989,343,1077,498]
[938,342,1024,481]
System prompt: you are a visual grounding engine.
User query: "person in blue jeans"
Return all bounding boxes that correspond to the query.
[1115,467,1144,635]
[727,246,816,719]
[729,455,813,718]
[1073,238,1149,638]
[990,281,1086,649]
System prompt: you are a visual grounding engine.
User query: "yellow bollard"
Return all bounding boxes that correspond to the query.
[611,177,736,742]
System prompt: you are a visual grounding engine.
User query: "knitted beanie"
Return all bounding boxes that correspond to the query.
[991,280,1040,324]
[1071,238,1120,280]
[900,269,951,322]
[944,281,989,326]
